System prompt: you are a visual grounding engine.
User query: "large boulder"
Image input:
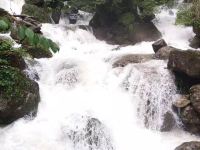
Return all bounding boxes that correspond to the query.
[154,46,179,60]
[0,66,40,124]
[175,141,200,150]
[152,39,167,53]
[89,0,161,45]
[22,4,51,23]
[168,50,200,79]
[112,54,153,68]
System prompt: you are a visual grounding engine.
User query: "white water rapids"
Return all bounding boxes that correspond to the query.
[0,0,199,150]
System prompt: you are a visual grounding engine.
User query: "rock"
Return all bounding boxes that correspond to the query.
[152,39,167,53]
[193,25,200,38]
[190,84,200,114]
[51,9,61,24]
[0,51,26,70]
[0,66,40,124]
[180,106,200,134]
[22,4,51,23]
[154,46,179,60]
[168,50,200,79]
[25,0,44,7]
[112,54,153,68]
[62,115,114,150]
[189,36,200,49]
[25,46,53,59]
[175,141,200,150]
[173,95,190,108]
[160,111,176,132]
[89,0,161,45]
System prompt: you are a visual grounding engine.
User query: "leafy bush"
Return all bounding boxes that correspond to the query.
[17,26,59,53]
[0,18,10,32]
[176,0,200,28]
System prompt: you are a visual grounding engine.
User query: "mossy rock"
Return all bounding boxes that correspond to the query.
[0,66,40,124]
[24,46,53,58]
[25,0,44,7]
[0,51,26,70]
[22,4,51,23]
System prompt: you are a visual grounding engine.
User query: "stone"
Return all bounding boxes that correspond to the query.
[154,46,178,60]
[175,141,200,150]
[152,39,167,53]
[160,111,176,132]
[190,84,200,114]
[112,54,153,68]
[168,50,200,79]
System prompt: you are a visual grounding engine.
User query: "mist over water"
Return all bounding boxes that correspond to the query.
[0,1,199,150]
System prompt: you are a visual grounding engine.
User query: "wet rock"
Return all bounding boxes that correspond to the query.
[51,8,61,24]
[189,36,200,49]
[160,111,176,132]
[152,39,167,53]
[112,54,153,68]
[154,46,178,60]
[173,95,190,108]
[180,106,200,134]
[168,50,200,79]
[0,66,40,124]
[190,84,200,114]
[175,141,200,150]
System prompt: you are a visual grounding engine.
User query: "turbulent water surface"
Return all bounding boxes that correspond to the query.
[0,1,199,150]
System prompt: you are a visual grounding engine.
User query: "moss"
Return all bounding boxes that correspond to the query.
[0,66,31,101]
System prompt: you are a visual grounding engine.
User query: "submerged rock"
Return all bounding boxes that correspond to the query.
[175,141,200,150]
[62,115,114,150]
[160,111,176,132]
[112,54,153,68]
[0,66,40,124]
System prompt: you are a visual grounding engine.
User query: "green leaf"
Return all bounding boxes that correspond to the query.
[40,36,49,50]
[25,28,34,45]
[33,33,39,46]
[18,26,26,40]
[0,20,9,32]
[49,39,59,53]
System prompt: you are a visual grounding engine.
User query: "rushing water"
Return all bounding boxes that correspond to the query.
[0,1,199,150]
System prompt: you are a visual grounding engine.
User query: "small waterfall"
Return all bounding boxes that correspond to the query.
[122,60,177,130]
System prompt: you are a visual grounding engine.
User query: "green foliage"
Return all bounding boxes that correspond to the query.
[0,39,13,51]
[17,26,60,53]
[176,7,194,26]
[119,13,135,26]
[0,20,9,32]
[176,0,200,28]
